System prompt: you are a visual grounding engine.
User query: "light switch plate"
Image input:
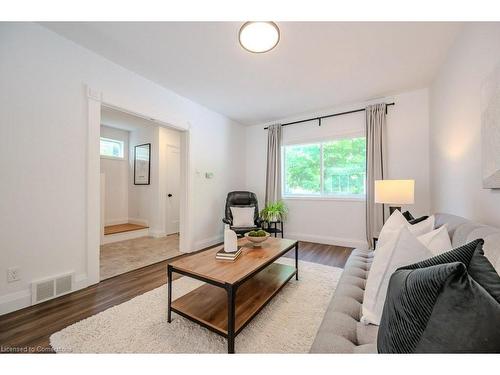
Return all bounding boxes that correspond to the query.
[7,267,20,283]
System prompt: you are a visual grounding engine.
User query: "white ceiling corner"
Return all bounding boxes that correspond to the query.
[42,22,462,125]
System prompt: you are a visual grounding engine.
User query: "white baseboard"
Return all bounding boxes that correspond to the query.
[149,230,167,238]
[0,272,88,316]
[286,232,368,249]
[101,228,149,244]
[104,218,149,227]
[0,289,31,316]
[193,235,223,251]
[74,273,89,290]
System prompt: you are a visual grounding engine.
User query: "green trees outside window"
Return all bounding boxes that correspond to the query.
[284,136,366,197]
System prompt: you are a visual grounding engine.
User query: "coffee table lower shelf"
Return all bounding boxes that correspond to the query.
[170,262,296,338]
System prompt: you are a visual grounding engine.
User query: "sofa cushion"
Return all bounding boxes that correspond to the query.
[376,210,434,248]
[311,213,500,353]
[310,248,377,353]
[434,213,469,238]
[362,227,433,325]
[466,228,500,274]
[452,221,484,248]
[417,225,452,255]
[435,213,500,274]
[378,239,500,353]
[353,343,377,353]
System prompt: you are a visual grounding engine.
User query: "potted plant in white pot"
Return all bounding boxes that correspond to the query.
[260,200,288,223]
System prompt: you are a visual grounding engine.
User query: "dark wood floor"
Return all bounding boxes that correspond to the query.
[0,241,352,353]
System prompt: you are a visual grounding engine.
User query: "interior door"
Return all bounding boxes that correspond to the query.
[165,145,181,235]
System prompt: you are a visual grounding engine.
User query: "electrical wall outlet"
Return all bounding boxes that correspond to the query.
[7,267,20,283]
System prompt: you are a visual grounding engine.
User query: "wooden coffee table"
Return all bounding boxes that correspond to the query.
[167,237,299,353]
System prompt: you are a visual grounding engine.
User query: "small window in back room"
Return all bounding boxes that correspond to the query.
[100,137,125,159]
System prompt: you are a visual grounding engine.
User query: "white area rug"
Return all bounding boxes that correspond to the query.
[50,258,342,353]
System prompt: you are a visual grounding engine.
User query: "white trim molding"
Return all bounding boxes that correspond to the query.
[87,84,194,284]
[286,232,368,250]
[0,289,31,316]
[0,273,88,316]
[101,228,150,245]
[86,85,102,286]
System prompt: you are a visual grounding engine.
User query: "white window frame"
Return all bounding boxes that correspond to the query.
[100,137,125,160]
[282,133,366,201]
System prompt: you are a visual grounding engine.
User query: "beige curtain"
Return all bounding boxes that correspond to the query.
[365,104,387,249]
[265,124,282,206]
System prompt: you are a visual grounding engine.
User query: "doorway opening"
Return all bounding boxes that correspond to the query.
[98,106,183,280]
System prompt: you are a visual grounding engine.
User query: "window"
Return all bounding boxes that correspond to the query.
[100,137,125,159]
[283,136,366,198]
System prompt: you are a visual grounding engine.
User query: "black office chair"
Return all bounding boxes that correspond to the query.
[222,191,262,236]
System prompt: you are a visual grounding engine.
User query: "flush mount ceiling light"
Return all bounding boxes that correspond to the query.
[238,22,280,53]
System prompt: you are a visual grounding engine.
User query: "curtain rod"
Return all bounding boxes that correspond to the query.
[264,102,395,130]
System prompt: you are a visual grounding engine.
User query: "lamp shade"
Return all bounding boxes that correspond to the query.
[374,180,415,205]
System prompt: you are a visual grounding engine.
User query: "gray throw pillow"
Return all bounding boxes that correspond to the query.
[378,239,500,353]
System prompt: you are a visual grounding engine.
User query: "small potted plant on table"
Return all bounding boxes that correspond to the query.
[244,229,271,247]
[260,200,288,237]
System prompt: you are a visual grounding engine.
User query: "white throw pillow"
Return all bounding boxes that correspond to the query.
[411,215,436,237]
[376,210,435,249]
[417,225,452,255]
[362,226,433,325]
[230,207,255,227]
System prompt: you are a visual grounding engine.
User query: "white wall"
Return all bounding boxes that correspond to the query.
[245,88,430,248]
[128,124,158,228]
[429,23,500,227]
[0,23,246,314]
[100,125,129,225]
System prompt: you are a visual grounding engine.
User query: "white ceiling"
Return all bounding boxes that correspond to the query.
[43,22,462,125]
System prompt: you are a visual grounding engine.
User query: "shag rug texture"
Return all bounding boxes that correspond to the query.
[50,258,342,353]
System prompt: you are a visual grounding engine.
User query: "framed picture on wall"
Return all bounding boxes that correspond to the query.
[134,143,151,185]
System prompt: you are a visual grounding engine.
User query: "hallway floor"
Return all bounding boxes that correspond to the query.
[100,234,181,280]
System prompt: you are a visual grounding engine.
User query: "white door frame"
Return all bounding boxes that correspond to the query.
[86,87,192,286]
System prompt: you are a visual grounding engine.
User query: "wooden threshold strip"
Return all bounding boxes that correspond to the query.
[104,223,149,235]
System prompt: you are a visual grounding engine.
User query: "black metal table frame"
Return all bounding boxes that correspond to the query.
[263,220,284,238]
[167,241,299,353]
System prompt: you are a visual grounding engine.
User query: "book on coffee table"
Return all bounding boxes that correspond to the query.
[215,247,242,261]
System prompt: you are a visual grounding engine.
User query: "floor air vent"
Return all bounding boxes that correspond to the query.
[32,273,74,304]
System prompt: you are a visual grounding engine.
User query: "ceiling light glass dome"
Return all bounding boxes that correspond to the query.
[239,22,280,53]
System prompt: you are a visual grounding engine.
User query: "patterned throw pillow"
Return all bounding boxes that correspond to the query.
[377,239,500,353]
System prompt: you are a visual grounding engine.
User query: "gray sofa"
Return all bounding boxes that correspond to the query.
[310,213,500,353]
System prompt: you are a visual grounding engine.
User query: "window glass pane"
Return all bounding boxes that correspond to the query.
[100,138,124,158]
[284,143,321,195]
[323,137,366,196]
